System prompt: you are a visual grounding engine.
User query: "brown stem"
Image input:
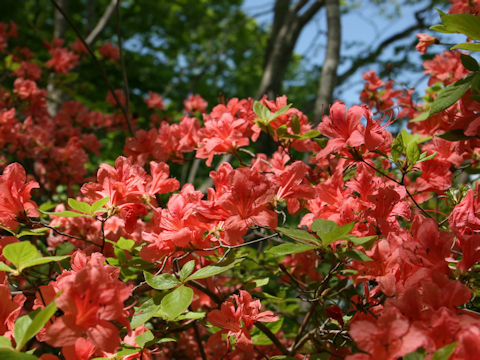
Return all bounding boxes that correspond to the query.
[49,0,133,135]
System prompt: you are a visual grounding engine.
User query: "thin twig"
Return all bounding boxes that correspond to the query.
[193,322,207,360]
[49,0,133,135]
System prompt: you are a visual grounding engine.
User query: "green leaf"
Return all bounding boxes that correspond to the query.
[451,42,480,51]
[431,342,457,360]
[143,271,180,290]
[344,249,372,262]
[406,141,420,166]
[417,152,437,164]
[0,262,15,273]
[177,311,206,320]
[253,101,272,122]
[115,237,135,251]
[298,129,321,140]
[437,130,473,141]
[3,242,39,269]
[347,235,377,250]
[311,219,337,236]
[460,54,480,71]
[155,338,176,344]
[135,330,154,348]
[272,104,291,118]
[391,134,404,163]
[0,349,38,359]
[160,286,193,320]
[0,336,12,349]
[67,198,92,214]
[290,114,300,133]
[434,10,480,40]
[49,210,88,218]
[185,258,244,281]
[131,297,161,329]
[17,229,48,238]
[403,349,426,360]
[246,277,270,288]
[91,196,110,213]
[179,260,195,282]
[15,300,57,351]
[321,222,355,246]
[19,255,70,273]
[429,76,472,115]
[266,243,317,257]
[276,227,320,245]
[410,112,429,123]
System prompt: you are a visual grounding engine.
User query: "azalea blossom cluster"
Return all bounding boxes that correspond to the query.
[0,0,480,359]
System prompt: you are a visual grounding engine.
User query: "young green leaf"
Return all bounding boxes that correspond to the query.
[347,235,377,250]
[451,42,480,51]
[320,222,355,246]
[185,258,244,281]
[0,262,15,273]
[18,255,70,273]
[179,260,196,282]
[431,342,457,360]
[143,271,180,290]
[3,242,39,270]
[131,297,162,329]
[0,349,38,359]
[431,10,480,39]
[0,336,12,349]
[67,198,92,215]
[266,243,318,257]
[91,196,110,213]
[406,141,420,166]
[49,210,89,218]
[276,227,321,245]
[272,104,291,118]
[14,300,57,351]
[410,112,429,123]
[429,76,472,115]
[135,330,154,348]
[344,249,372,262]
[311,219,337,236]
[160,285,194,320]
[390,134,404,163]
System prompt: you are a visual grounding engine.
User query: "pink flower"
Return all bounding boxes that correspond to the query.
[416,33,438,54]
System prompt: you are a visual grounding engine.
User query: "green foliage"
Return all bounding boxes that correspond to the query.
[160,285,194,320]
[1,242,69,275]
[14,300,57,351]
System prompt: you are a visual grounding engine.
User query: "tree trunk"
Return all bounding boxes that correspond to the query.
[256,0,324,99]
[313,0,341,124]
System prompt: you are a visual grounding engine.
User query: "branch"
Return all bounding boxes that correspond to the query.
[255,322,289,355]
[85,0,117,46]
[298,0,324,27]
[337,2,432,84]
[49,0,133,135]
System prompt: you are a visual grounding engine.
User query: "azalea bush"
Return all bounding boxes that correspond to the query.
[2,1,480,359]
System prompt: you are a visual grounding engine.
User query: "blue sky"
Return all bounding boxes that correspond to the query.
[242,0,449,106]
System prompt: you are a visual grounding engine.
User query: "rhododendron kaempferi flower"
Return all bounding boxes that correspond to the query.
[416,33,439,54]
[0,162,39,230]
[184,93,208,113]
[45,251,132,354]
[207,290,278,350]
[145,91,165,110]
[81,156,179,233]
